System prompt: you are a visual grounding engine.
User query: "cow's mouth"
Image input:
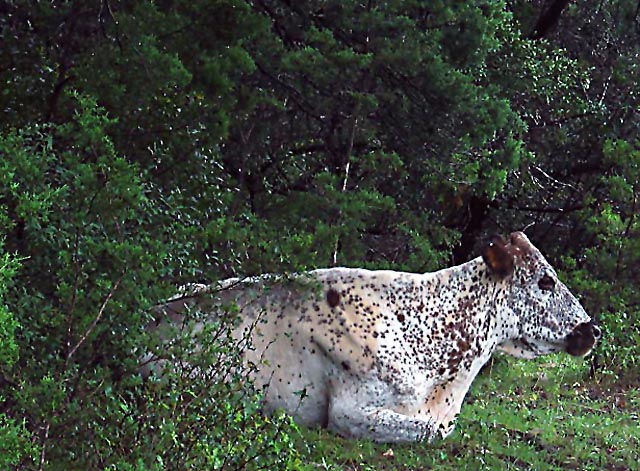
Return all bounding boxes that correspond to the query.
[565,322,601,357]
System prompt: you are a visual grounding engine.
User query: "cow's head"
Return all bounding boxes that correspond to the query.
[482,231,600,359]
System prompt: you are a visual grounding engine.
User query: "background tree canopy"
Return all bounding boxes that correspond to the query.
[1,0,639,469]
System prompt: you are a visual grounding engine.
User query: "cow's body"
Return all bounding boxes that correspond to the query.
[148,232,599,443]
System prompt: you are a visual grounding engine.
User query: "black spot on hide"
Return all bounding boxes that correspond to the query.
[327,288,341,308]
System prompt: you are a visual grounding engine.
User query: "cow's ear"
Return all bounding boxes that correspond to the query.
[482,234,514,278]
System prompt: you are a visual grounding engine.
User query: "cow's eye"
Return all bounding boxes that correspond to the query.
[538,274,556,291]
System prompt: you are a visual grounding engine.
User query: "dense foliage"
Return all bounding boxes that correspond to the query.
[1,0,638,469]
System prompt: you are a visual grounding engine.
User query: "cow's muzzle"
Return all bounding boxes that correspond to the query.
[565,322,601,357]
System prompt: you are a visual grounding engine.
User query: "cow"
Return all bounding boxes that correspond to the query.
[145,232,600,443]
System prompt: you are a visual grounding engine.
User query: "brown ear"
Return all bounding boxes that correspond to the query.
[482,234,514,278]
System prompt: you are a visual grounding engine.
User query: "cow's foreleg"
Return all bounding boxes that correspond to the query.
[328,403,439,443]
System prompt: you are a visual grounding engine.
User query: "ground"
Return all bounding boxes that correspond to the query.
[296,355,639,471]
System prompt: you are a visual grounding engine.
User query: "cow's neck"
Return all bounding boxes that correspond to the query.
[412,257,518,362]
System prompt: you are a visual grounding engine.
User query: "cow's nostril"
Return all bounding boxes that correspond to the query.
[592,324,602,340]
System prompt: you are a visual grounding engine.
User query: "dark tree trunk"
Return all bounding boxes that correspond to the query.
[529,0,572,40]
[452,196,489,265]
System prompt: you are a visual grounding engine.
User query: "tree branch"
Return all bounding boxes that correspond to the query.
[38,423,50,471]
[489,200,587,214]
[65,274,124,365]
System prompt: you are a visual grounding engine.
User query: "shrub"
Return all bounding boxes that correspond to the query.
[0,94,300,470]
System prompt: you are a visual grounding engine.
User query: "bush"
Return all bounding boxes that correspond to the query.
[0,250,40,468]
[121,310,302,470]
[0,94,301,470]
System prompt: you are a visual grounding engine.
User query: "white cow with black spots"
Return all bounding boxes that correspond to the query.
[145,232,600,443]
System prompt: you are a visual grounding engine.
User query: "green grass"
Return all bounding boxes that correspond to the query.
[295,355,639,470]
